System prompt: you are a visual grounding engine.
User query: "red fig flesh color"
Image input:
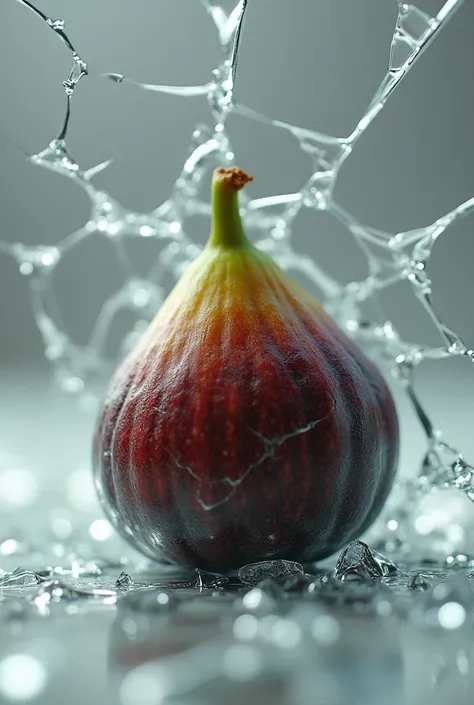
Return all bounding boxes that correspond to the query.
[93,167,399,571]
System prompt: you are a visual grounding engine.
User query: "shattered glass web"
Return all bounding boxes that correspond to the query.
[0,0,472,551]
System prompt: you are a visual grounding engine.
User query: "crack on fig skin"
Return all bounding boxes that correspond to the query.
[162,400,337,512]
[247,405,336,458]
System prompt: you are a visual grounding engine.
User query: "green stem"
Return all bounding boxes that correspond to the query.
[207,167,253,249]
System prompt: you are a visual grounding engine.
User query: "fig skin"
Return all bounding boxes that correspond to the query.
[93,167,399,572]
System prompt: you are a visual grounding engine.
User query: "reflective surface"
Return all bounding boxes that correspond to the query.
[2,536,474,705]
[2,369,474,705]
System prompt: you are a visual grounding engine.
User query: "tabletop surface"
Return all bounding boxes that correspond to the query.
[1,366,474,705]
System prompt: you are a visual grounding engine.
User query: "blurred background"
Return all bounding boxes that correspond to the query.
[1,0,474,549]
[1,3,474,704]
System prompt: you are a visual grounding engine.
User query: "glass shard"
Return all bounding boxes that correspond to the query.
[0,568,45,588]
[389,4,434,71]
[333,541,399,582]
[237,560,304,586]
[407,573,431,590]
[115,571,134,589]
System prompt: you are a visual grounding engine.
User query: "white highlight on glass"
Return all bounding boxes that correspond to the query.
[0,468,38,508]
[438,601,467,630]
[0,654,47,700]
[89,518,114,541]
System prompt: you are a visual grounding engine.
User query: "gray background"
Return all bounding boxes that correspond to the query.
[1,0,474,525]
[1,0,474,360]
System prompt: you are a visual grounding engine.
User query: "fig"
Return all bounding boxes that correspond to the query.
[93,167,399,571]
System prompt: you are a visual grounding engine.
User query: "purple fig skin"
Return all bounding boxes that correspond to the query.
[93,169,399,572]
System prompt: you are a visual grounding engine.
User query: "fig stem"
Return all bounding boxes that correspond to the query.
[207,167,253,249]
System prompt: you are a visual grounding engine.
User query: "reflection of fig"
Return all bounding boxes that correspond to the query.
[93,167,399,571]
